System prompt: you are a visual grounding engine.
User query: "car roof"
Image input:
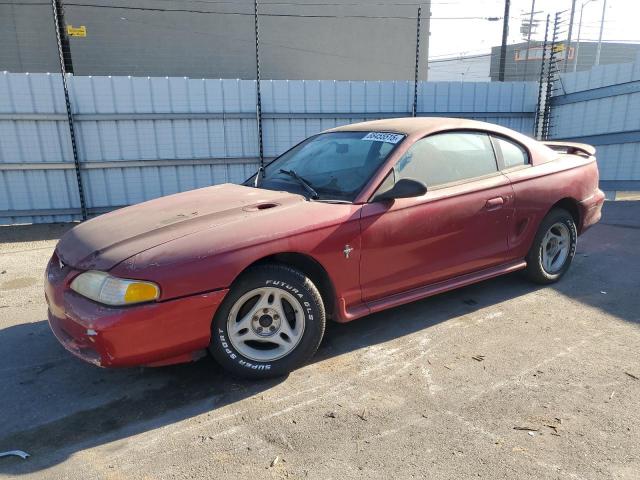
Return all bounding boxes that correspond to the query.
[324,116,558,166]
[325,117,515,137]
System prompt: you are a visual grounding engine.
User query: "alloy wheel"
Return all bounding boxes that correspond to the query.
[226,286,305,362]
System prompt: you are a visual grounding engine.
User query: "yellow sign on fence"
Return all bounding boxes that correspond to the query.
[66,25,87,37]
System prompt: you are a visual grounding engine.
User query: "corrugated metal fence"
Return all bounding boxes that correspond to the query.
[0,72,537,224]
[551,57,640,184]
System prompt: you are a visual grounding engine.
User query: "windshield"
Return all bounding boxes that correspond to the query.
[247,131,404,201]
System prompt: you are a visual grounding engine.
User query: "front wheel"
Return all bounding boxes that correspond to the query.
[524,208,577,284]
[208,264,326,379]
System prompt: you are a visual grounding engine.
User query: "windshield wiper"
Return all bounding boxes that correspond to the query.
[278,169,319,199]
[312,198,352,204]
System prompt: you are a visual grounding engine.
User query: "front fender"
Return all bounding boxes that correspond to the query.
[110,206,363,309]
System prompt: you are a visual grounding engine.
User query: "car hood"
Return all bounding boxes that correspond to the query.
[56,184,306,271]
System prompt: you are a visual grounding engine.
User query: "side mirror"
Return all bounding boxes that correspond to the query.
[373,178,427,202]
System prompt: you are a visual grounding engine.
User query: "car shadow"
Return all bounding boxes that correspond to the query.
[0,201,638,475]
[0,223,75,244]
[551,200,640,326]
[0,271,544,475]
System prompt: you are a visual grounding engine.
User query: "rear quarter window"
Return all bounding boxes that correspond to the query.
[493,136,529,169]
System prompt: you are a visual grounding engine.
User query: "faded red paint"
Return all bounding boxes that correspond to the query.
[45,118,605,368]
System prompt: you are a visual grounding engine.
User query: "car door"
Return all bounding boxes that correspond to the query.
[359,130,515,302]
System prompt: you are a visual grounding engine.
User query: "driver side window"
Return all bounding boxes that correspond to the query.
[395,131,499,188]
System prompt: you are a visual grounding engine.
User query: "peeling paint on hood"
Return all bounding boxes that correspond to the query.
[56,184,305,271]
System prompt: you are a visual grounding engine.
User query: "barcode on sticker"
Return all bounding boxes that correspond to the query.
[362,132,404,144]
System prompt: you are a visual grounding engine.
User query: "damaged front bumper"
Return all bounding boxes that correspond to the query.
[44,252,228,367]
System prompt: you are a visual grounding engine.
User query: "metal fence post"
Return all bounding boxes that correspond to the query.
[51,0,87,220]
[254,0,265,176]
[54,0,74,74]
[412,6,422,117]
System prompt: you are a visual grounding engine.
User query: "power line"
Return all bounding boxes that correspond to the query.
[580,38,640,43]
[429,51,492,60]
[63,2,416,18]
[0,1,501,20]
[429,54,492,63]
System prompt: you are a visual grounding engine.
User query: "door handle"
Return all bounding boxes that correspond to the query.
[485,197,504,210]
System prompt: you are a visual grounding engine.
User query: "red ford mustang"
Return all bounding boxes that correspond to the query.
[45,118,605,378]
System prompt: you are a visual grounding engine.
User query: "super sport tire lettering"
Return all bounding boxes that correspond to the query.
[208,264,326,379]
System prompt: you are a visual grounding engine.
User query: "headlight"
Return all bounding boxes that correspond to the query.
[70,270,160,306]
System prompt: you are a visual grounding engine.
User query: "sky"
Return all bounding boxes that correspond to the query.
[428,0,639,59]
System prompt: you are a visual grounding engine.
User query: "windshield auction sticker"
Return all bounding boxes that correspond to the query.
[362,132,404,144]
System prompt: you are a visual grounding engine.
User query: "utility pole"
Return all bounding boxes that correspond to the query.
[564,0,577,72]
[498,0,511,81]
[522,0,536,81]
[572,0,596,72]
[594,0,607,66]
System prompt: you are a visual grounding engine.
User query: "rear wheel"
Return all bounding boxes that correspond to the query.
[524,208,577,284]
[208,264,325,379]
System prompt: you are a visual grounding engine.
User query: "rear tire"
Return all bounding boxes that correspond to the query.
[208,264,325,379]
[524,208,577,284]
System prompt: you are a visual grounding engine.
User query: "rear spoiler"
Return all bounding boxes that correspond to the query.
[543,141,596,157]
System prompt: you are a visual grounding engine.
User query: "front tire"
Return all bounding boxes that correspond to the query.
[208,264,326,379]
[524,208,577,284]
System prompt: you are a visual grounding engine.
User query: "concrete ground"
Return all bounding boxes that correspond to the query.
[0,202,638,480]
